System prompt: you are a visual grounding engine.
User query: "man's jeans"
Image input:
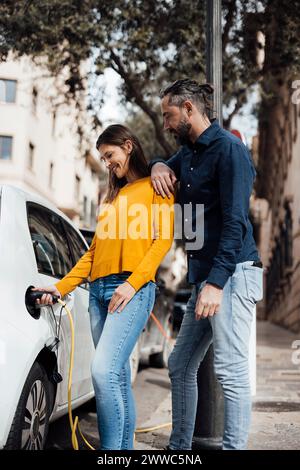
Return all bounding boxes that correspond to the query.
[168,261,263,450]
[88,272,156,450]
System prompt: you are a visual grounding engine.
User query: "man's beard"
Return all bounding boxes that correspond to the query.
[172,119,192,146]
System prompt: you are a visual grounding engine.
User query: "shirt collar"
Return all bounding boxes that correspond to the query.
[190,119,221,149]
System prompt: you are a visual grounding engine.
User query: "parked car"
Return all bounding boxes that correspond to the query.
[139,279,175,369]
[0,185,175,450]
[0,185,98,449]
[172,288,193,332]
[79,227,94,247]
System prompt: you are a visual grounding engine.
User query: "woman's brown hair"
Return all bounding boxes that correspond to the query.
[96,124,150,203]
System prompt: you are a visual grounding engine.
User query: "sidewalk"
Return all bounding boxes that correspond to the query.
[135,321,300,450]
[249,321,300,449]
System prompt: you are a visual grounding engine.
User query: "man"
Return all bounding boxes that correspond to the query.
[149,79,263,450]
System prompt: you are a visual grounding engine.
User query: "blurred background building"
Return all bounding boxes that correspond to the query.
[0,57,106,229]
[252,85,300,333]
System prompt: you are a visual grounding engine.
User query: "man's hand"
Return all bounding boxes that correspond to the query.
[151,162,177,199]
[195,283,223,320]
[108,281,136,314]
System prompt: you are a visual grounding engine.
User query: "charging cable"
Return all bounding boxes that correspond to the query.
[27,288,173,449]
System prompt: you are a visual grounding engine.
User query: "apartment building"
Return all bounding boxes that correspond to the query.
[0,57,106,229]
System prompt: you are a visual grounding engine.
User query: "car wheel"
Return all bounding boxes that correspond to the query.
[5,362,52,450]
[149,315,174,368]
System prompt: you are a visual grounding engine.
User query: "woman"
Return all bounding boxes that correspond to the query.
[34,124,175,450]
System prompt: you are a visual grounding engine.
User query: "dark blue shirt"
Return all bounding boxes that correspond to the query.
[150,120,260,288]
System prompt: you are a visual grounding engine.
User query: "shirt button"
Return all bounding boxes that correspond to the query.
[194,150,197,154]
[190,254,193,258]
[190,167,193,171]
[187,184,190,188]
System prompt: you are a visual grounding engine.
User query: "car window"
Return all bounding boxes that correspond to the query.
[79,229,95,248]
[63,221,90,291]
[175,291,192,303]
[27,203,73,278]
[64,222,88,263]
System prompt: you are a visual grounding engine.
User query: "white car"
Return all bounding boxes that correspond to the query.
[0,184,97,450]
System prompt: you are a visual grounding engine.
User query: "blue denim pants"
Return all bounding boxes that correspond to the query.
[168,261,263,450]
[88,272,156,450]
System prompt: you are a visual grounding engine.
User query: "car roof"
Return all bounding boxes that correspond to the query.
[1,184,74,226]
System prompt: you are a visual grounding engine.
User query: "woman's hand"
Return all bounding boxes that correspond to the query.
[108,281,136,314]
[31,285,61,305]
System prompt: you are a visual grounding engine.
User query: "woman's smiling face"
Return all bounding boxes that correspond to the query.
[98,141,132,179]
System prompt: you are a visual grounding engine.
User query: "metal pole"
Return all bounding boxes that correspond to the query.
[192,0,224,450]
[206,0,223,125]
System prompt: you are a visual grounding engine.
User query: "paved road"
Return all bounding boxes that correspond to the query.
[46,321,300,450]
[46,365,171,450]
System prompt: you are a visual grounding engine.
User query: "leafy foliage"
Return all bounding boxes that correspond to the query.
[0,0,299,156]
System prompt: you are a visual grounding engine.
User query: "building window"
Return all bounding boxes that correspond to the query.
[75,175,81,202]
[52,111,56,137]
[49,162,54,189]
[32,86,38,114]
[82,196,88,224]
[28,142,35,169]
[0,136,13,160]
[266,201,293,310]
[0,79,17,103]
[284,202,293,267]
[90,200,97,227]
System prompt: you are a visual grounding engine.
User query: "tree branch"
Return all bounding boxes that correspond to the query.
[223,88,248,129]
[222,0,237,55]
[109,49,174,157]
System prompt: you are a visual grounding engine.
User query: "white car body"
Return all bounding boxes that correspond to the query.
[0,185,95,448]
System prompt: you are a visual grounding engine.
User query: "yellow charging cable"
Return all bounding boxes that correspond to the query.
[57,298,172,450]
[57,299,95,450]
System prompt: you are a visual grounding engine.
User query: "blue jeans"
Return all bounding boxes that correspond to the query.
[88,272,156,450]
[168,261,263,450]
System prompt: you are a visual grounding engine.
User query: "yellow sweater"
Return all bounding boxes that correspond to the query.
[55,176,175,297]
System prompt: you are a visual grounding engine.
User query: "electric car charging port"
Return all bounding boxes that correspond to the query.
[25,285,58,319]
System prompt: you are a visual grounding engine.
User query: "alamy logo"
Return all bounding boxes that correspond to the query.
[96,197,204,251]
[291,340,300,365]
[291,80,300,105]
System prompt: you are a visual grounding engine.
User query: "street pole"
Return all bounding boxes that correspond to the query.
[206,0,223,125]
[192,0,224,450]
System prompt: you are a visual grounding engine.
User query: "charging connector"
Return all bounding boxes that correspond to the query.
[25,285,59,319]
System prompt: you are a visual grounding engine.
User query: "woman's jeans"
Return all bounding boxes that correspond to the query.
[88,272,156,450]
[168,261,264,450]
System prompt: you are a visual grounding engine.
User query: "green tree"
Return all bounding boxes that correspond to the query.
[0,0,299,156]
[125,108,172,160]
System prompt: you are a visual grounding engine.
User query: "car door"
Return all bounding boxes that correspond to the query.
[62,220,95,397]
[26,202,90,404]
